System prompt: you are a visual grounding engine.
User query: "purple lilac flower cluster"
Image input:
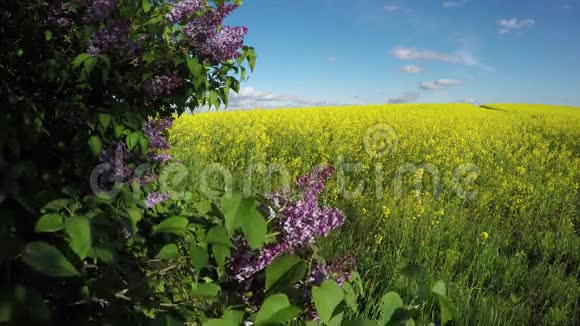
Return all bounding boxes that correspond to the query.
[149,75,183,98]
[88,21,130,56]
[145,192,170,208]
[143,117,174,151]
[166,0,205,23]
[227,166,345,282]
[199,26,249,63]
[181,4,248,62]
[47,2,72,28]
[98,142,133,187]
[308,255,356,287]
[84,0,119,22]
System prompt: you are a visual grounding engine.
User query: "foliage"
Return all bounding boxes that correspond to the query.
[170,103,580,324]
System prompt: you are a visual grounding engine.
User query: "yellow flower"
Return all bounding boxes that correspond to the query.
[479,231,489,241]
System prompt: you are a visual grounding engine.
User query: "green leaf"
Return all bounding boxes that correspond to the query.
[34,213,65,233]
[126,132,141,150]
[21,242,80,277]
[139,137,149,155]
[312,280,344,324]
[342,282,359,312]
[206,226,233,248]
[246,47,257,72]
[142,0,152,13]
[125,207,142,233]
[156,244,180,260]
[209,91,219,108]
[93,246,115,263]
[255,294,299,325]
[206,309,245,326]
[432,281,457,325]
[191,282,220,298]
[211,244,230,273]
[186,56,203,76]
[189,245,208,275]
[380,292,404,324]
[84,57,97,75]
[41,198,73,213]
[65,216,92,259]
[88,136,102,157]
[98,113,112,130]
[220,195,266,249]
[153,216,188,235]
[72,53,91,68]
[328,311,344,326]
[431,280,447,297]
[44,30,52,41]
[265,254,301,291]
[434,294,457,325]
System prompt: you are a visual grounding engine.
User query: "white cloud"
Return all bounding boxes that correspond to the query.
[400,64,424,74]
[498,18,535,34]
[420,79,463,90]
[390,47,479,66]
[388,91,420,103]
[227,87,330,109]
[442,0,467,8]
[463,98,477,104]
[383,5,400,12]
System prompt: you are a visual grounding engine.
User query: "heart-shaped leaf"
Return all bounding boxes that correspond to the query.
[189,245,208,275]
[312,280,344,324]
[255,294,299,325]
[22,242,80,277]
[34,213,65,233]
[221,194,266,249]
[88,136,102,157]
[380,291,404,324]
[65,216,92,259]
[153,216,188,235]
[156,244,180,260]
[265,254,302,291]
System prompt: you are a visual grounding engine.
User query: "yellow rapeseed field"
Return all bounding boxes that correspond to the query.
[170,103,580,324]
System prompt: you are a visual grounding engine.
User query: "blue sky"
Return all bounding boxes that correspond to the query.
[224,0,580,108]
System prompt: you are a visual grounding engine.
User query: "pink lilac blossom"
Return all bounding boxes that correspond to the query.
[84,0,119,22]
[166,0,205,23]
[88,21,130,56]
[145,192,170,208]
